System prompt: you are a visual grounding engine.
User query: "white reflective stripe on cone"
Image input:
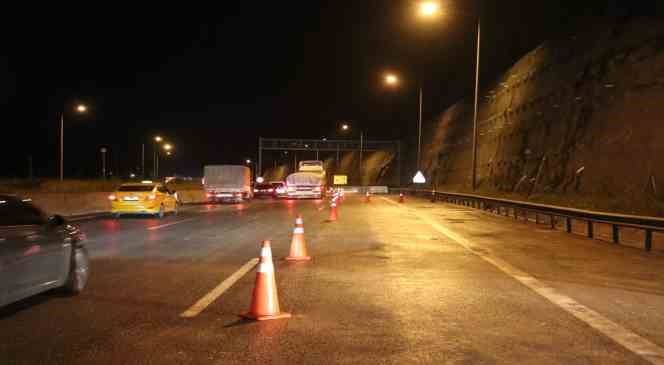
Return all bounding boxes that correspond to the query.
[293,227,304,234]
[257,261,274,273]
[260,246,273,259]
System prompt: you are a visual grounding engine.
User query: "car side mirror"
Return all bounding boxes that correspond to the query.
[49,214,65,226]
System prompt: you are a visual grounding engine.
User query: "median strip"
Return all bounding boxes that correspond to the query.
[180,258,260,318]
[147,218,197,230]
[381,196,664,365]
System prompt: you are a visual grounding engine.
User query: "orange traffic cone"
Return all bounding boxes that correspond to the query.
[364,191,371,203]
[398,192,405,203]
[326,201,338,222]
[240,240,291,321]
[285,215,311,261]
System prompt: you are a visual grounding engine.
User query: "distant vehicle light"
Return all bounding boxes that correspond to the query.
[256,177,265,183]
[276,188,286,194]
[108,195,117,201]
[206,193,212,198]
[141,180,153,184]
[129,173,136,178]
[267,189,274,192]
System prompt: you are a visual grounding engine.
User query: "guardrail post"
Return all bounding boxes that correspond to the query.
[565,217,572,233]
[587,221,594,239]
[612,225,619,244]
[514,208,518,220]
[550,215,555,229]
[535,213,540,224]
[645,230,653,251]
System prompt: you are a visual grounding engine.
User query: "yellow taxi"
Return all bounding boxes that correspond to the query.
[108,181,178,218]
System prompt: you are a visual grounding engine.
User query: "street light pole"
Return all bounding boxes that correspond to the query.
[141,143,145,178]
[359,130,364,186]
[417,87,423,171]
[471,18,481,191]
[100,147,107,179]
[59,113,64,181]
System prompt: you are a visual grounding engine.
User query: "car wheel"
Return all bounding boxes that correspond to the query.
[157,205,165,219]
[64,247,89,294]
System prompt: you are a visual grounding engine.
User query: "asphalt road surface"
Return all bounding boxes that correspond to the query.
[1,195,664,364]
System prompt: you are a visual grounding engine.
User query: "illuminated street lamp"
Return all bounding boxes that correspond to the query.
[245,159,252,164]
[154,136,163,143]
[418,1,441,17]
[60,103,88,181]
[163,143,173,151]
[416,0,481,190]
[384,73,399,86]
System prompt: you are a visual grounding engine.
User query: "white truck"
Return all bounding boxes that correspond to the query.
[203,165,253,203]
[285,160,326,199]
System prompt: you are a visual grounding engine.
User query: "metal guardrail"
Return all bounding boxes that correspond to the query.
[392,188,664,252]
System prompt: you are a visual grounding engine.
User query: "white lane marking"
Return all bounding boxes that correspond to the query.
[381,197,664,365]
[147,218,197,231]
[180,258,259,318]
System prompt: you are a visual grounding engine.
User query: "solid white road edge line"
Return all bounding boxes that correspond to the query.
[381,196,664,365]
[148,218,197,230]
[180,258,260,318]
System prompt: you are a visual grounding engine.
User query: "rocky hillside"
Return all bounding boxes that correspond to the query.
[421,18,664,215]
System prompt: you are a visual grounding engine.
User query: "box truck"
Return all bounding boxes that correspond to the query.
[203,165,253,203]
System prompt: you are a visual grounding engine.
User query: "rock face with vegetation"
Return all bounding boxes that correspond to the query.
[421,18,664,215]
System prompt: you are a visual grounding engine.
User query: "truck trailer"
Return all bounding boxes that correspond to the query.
[203,165,253,203]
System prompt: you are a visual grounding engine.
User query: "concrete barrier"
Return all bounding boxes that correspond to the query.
[14,189,207,217]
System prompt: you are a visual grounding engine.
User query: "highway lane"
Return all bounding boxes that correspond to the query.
[1,195,663,364]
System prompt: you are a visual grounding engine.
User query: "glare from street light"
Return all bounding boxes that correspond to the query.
[384,73,399,86]
[166,151,172,156]
[76,104,87,113]
[163,143,172,151]
[154,136,163,143]
[418,1,441,17]
[246,159,252,164]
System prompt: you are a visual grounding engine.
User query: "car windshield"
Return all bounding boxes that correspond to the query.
[118,185,154,192]
[255,184,272,189]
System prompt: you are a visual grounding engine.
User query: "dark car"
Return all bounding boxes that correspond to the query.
[253,183,277,198]
[0,194,89,307]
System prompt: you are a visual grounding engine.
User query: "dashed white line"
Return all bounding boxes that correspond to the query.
[147,218,197,230]
[381,196,664,365]
[180,258,259,318]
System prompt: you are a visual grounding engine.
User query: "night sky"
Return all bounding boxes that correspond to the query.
[0,1,650,178]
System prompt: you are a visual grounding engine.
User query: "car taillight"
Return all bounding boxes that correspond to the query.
[108,195,116,201]
[206,193,212,198]
[268,189,274,192]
